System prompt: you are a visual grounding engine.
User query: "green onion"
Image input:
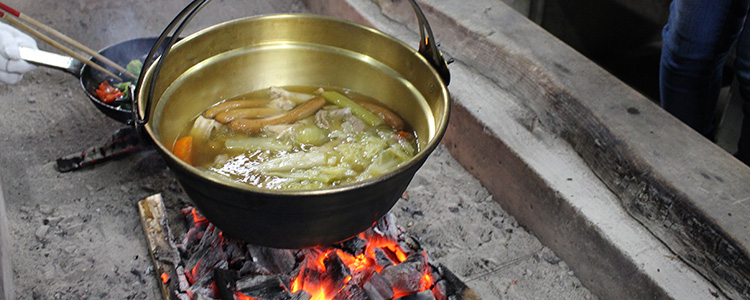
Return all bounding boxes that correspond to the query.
[321,91,384,127]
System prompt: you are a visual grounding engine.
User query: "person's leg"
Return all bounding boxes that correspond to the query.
[660,0,750,138]
[734,9,750,165]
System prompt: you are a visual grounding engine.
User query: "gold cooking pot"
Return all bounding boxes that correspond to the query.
[134,1,450,248]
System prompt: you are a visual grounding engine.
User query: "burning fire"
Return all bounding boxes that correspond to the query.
[287,236,432,300]
[186,207,207,225]
[289,249,355,299]
[179,208,435,300]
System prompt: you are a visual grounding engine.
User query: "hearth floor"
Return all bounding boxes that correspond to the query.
[0,0,595,299]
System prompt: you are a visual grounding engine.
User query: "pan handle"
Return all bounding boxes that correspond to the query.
[407,0,451,85]
[18,46,82,77]
[132,0,212,126]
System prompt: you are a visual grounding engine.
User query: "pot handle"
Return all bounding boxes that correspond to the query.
[132,0,213,126]
[407,0,451,85]
[132,0,449,126]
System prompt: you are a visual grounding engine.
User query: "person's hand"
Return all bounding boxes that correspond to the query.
[0,22,37,85]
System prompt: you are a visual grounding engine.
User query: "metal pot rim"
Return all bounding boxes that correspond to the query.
[138,13,450,196]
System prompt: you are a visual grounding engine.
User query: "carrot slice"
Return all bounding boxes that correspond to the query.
[173,136,193,165]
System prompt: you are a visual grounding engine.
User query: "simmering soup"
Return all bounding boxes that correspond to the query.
[171,86,418,190]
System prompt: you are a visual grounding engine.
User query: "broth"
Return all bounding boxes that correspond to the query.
[172,86,418,190]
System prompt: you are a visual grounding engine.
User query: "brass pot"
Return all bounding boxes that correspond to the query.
[136,12,450,248]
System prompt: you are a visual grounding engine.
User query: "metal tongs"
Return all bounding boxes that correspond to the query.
[407,0,451,85]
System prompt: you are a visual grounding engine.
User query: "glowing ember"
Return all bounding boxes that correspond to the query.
[172,208,442,300]
[236,293,257,300]
[421,272,434,290]
[183,207,208,225]
[160,272,170,284]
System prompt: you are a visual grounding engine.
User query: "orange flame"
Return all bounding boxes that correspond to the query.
[192,208,207,223]
[309,285,327,300]
[291,273,303,293]
[160,272,169,284]
[186,260,202,284]
[337,251,373,274]
[289,230,414,300]
[359,232,408,265]
[420,272,434,290]
[186,222,426,300]
[290,249,358,300]
[236,292,258,300]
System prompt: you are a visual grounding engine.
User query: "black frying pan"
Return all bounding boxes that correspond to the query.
[20,37,167,123]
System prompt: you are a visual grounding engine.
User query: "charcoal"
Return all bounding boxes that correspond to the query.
[399,234,422,254]
[193,293,217,300]
[214,268,237,300]
[239,260,272,276]
[291,290,312,300]
[187,267,214,295]
[175,293,191,300]
[362,271,394,300]
[224,239,248,268]
[180,227,204,252]
[380,252,428,296]
[395,290,436,300]
[181,207,208,230]
[299,268,323,288]
[322,253,352,296]
[372,247,396,267]
[296,249,316,261]
[248,245,296,275]
[430,280,448,300]
[180,208,211,253]
[167,209,466,300]
[340,236,367,256]
[348,262,375,287]
[185,244,228,284]
[176,266,190,292]
[188,276,218,300]
[372,213,400,241]
[198,224,223,249]
[332,283,370,300]
[290,252,361,298]
[236,274,292,300]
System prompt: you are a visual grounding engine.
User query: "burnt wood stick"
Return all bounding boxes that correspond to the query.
[437,264,481,300]
[138,194,182,300]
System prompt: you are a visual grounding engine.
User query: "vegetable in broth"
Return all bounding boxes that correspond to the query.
[172,86,418,190]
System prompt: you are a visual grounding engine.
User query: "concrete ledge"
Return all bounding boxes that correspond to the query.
[306,0,747,299]
[397,1,750,298]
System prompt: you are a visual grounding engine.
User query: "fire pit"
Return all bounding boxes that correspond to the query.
[3,2,598,299]
[139,194,480,300]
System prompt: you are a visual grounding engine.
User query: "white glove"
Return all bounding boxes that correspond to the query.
[0,22,37,85]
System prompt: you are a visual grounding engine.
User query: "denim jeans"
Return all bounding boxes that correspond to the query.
[660,0,750,163]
